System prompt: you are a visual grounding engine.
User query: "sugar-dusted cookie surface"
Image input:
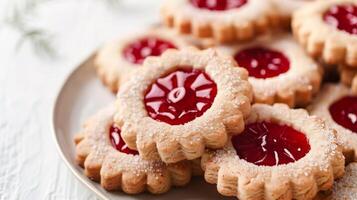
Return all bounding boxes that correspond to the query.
[215,33,322,108]
[115,47,253,163]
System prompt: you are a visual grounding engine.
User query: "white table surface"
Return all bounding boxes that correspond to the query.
[0,1,163,199]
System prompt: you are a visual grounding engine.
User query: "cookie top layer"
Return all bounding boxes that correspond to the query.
[115,47,252,163]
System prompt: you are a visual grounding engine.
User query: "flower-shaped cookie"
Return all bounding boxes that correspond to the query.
[94,28,191,93]
[339,64,357,94]
[74,105,195,194]
[161,0,274,43]
[202,104,345,200]
[309,84,357,163]
[315,163,357,200]
[292,0,357,67]
[115,48,252,163]
[216,33,322,107]
[270,0,313,29]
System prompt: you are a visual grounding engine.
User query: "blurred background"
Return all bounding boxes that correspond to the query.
[0,0,162,199]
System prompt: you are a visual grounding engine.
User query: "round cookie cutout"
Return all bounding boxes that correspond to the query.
[94,28,191,93]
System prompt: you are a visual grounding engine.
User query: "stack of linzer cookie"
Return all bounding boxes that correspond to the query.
[74,0,357,199]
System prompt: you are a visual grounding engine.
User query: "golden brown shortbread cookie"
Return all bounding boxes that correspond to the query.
[161,0,275,43]
[115,48,253,163]
[216,33,322,107]
[202,104,345,200]
[292,0,357,67]
[74,105,197,194]
[94,28,191,93]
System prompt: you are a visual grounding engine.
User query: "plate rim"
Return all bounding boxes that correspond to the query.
[50,53,108,200]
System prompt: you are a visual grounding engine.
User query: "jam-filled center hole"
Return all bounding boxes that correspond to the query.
[189,0,247,11]
[122,37,176,65]
[144,67,217,125]
[234,47,290,79]
[323,4,357,35]
[109,124,138,155]
[231,121,310,166]
[329,96,357,133]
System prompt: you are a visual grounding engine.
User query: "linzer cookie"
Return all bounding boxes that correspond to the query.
[74,105,195,194]
[202,103,345,200]
[309,84,357,163]
[94,28,191,93]
[292,0,357,67]
[216,33,322,107]
[161,0,274,43]
[115,48,252,163]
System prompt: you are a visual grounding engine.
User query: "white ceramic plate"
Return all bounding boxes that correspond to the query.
[51,54,235,200]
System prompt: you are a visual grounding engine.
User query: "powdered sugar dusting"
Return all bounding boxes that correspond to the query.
[115,48,252,162]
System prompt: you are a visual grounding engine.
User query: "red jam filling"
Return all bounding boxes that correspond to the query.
[323,4,357,35]
[109,124,138,155]
[122,37,176,65]
[231,121,310,166]
[234,47,290,79]
[144,68,217,125]
[190,0,247,11]
[329,96,357,133]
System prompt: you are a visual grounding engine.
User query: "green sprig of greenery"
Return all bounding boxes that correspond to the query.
[3,0,57,59]
[2,0,122,59]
